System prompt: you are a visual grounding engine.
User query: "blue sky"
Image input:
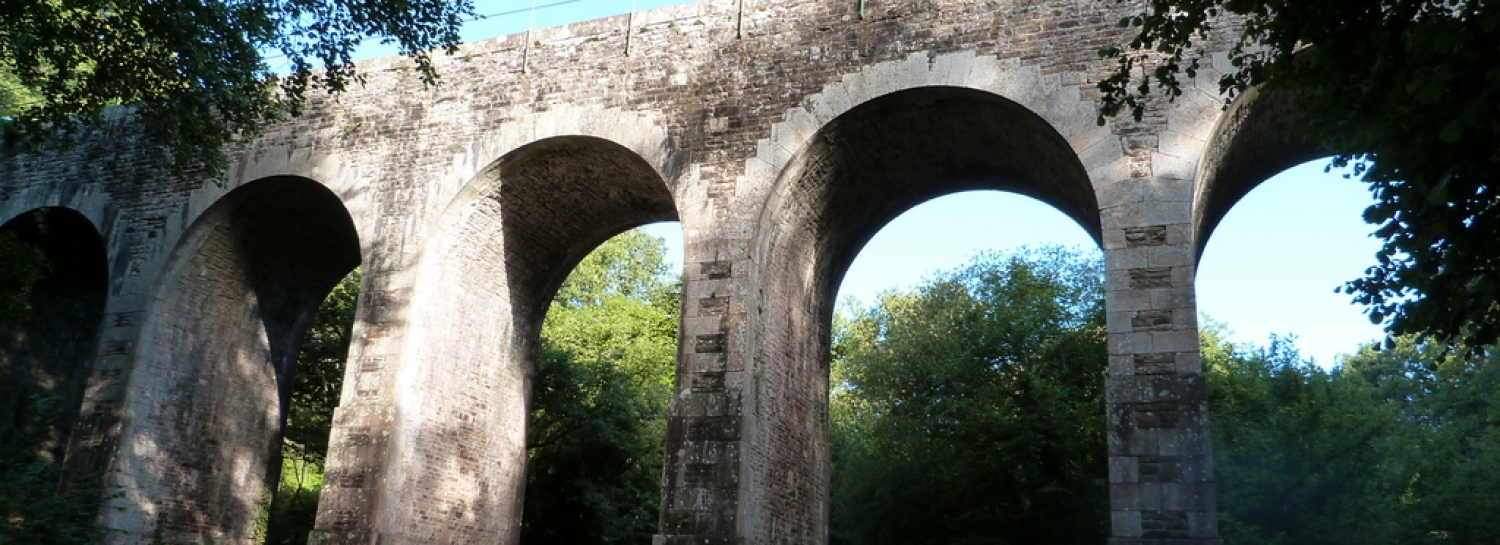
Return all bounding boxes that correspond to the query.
[847,161,1384,367]
[326,0,694,66]
[347,0,1389,367]
[1194,162,1383,366]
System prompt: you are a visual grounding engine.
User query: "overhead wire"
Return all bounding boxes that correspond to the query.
[262,0,593,71]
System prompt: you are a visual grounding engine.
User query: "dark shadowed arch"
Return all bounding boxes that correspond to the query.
[107,177,360,543]
[495,136,680,336]
[0,207,108,467]
[749,85,1102,543]
[380,135,677,544]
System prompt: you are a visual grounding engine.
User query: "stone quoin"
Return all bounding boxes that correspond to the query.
[0,0,1318,543]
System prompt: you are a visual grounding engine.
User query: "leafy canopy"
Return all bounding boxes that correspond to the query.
[1100,0,1500,351]
[1202,329,1413,544]
[1340,336,1500,543]
[1203,326,1500,544]
[524,228,680,544]
[0,0,474,170]
[829,246,1108,544]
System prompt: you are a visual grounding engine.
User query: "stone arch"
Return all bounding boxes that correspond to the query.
[1192,87,1328,259]
[178,148,371,262]
[429,105,679,220]
[747,85,1101,543]
[106,177,361,543]
[0,207,109,468]
[722,51,1113,219]
[391,135,677,543]
[758,85,1101,297]
[0,184,117,240]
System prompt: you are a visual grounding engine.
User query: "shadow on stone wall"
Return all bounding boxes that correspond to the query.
[108,177,359,543]
[374,135,675,543]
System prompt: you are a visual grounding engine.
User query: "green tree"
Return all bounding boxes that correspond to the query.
[0,64,42,121]
[0,0,473,171]
[1201,327,1416,545]
[1341,336,1500,543]
[828,247,1108,545]
[265,268,360,545]
[1200,325,1500,544]
[1100,0,1500,350]
[522,228,680,544]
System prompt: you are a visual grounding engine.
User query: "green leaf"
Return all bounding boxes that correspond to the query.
[1439,118,1465,143]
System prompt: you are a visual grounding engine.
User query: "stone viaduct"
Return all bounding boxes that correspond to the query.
[0,0,1321,542]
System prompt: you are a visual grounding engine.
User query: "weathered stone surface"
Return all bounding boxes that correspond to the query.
[0,0,1326,543]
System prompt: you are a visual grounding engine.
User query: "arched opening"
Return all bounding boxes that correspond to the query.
[1193,86,1326,260]
[0,207,108,536]
[264,267,361,545]
[108,178,361,543]
[1194,157,1390,543]
[752,86,1103,543]
[1192,88,1410,542]
[399,135,677,543]
[522,222,682,544]
[0,208,108,458]
[1193,79,1388,366]
[1195,131,1500,543]
[828,190,1107,543]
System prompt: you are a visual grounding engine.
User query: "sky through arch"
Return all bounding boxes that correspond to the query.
[1196,159,1383,367]
[645,164,1383,369]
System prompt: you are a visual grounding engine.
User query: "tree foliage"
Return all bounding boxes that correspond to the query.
[0,394,108,545]
[1202,329,1414,544]
[828,247,1109,545]
[1100,0,1500,351]
[1205,326,1500,544]
[0,230,48,323]
[824,242,1500,544]
[0,0,473,171]
[522,228,680,544]
[1341,336,1500,543]
[0,65,42,122]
